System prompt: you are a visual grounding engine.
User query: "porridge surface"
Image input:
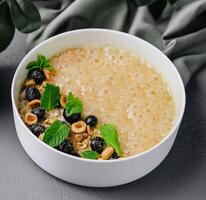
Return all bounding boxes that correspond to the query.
[50,45,175,157]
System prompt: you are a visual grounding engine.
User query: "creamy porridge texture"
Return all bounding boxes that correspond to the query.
[49,46,175,157]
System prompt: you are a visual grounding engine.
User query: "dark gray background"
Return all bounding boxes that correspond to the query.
[0,31,205,200]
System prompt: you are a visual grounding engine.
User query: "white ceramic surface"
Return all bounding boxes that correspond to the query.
[11,29,185,187]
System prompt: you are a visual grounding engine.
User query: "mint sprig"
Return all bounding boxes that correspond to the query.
[100,124,121,156]
[80,150,99,160]
[26,54,54,71]
[65,92,83,116]
[43,120,70,147]
[41,83,60,111]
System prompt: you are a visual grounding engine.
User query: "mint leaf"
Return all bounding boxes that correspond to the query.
[65,92,83,116]
[43,120,70,147]
[43,65,55,71]
[37,55,54,70]
[41,83,60,111]
[37,55,46,67]
[26,60,38,70]
[26,54,54,71]
[80,150,99,160]
[100,124,121,156]
[26,65,41,70]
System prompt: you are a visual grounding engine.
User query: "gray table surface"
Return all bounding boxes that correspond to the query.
[0,32,206,200]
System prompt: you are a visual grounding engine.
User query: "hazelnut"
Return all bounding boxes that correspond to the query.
[25,79,35,87]
[36,81,48,94]
[28,99,41,108]
[101,147,114,160]
[76,142,82,150]
[75,133,84,142]
[60,95,67,108]
[43,118,55,127]
[36,85,44,94]
[71,121,86,134]
[24,112,38,125]
[83,132,88,138]
[81,138,89,148]
[43,69,53,80]
[87,125,96,136]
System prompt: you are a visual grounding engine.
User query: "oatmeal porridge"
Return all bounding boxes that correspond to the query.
[18,45,175,160]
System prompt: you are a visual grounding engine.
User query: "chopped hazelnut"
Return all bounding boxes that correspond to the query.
[87,125,96,136]
[28,99,41,108]
[101,147,114,160]
[25,79,35,87]
[43,69,53,80]
[24,112,38,125]
[75,134,84,142]
[83,132,88,138]
[71,121,86,134]
[43,118,55,127]
[60,94,67,108]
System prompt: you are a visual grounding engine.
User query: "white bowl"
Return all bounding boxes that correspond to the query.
[11,29,185,187]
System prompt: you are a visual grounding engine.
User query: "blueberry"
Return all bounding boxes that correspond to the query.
[31,107,45,120]
[28,69,46,84]
[110,152,119,160]
[25,86,41,101]
[57,140,75,155]
[63,109,81,124]
[90,137,105,153]
[85,115,98,127]
[30,123,45,137]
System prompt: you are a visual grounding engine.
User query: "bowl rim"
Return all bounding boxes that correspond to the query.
[11,28,186,163]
